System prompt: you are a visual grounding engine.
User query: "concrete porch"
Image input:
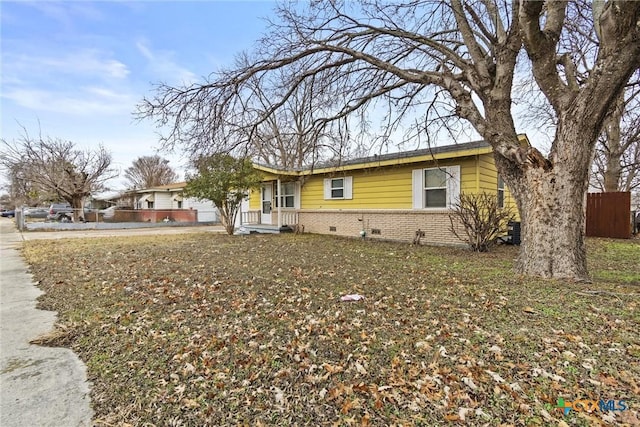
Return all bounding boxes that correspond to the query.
[235,224,294,235]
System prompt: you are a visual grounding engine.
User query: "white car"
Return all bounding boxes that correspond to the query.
[99,206,117,219]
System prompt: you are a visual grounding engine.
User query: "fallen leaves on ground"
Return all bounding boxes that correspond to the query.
[21,234,639,426]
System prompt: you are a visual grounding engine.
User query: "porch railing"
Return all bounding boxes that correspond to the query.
[241,210,299,226]
[242,210,261,224]
[280,210,299,226]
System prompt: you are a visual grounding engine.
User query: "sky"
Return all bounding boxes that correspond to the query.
[1,0,277,190]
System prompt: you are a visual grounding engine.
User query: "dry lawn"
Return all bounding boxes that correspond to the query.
[22,233,640,426]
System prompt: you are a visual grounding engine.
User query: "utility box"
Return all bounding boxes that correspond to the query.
[507,221,521,245]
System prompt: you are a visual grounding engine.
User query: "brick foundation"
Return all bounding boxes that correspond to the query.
[297,209,464,245]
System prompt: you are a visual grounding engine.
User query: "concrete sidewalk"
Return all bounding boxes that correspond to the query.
[0,219,93,426]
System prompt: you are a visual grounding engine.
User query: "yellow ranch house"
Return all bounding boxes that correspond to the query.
[242,138,520,245]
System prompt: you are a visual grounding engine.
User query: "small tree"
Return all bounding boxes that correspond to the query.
[184,154,262,235]
[449,193,515,252]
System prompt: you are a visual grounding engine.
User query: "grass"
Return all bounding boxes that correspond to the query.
[22,233,640,426]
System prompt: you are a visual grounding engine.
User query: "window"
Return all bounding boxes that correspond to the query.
[331,178,344,198]
[323,176,353,200]
[497,176,505,208]
[177,200,183,209]
[424,168,447,208]
[275,182,296,208]
[147,201,154,209]
[412,166,460,209]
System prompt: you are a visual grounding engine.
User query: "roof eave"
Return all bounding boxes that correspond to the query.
[254,145,494,176]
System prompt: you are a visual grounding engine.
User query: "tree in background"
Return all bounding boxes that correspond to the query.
[140,1,640,280]
[591,87,640,192]
[139,60,356,171]
[516,14,640,195]
[0,132,117,221]
[2,160,53,207]
[184,154,262,235]
[124,155,178,189]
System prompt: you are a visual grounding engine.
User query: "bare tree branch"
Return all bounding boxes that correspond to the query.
[1,129,118,219]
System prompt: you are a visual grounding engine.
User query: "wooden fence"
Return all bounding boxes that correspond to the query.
[586,192,631,239]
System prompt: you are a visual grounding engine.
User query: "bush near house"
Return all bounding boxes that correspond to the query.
[449,192,515,251]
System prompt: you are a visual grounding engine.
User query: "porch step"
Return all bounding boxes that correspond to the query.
[235,225,293,235]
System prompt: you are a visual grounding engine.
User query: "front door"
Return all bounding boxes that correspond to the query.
[261,183,273,224]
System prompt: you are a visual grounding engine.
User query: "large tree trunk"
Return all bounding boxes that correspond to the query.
[504,123,595,281]
[516,167,589,280]
[512,1,640,280]
[70,197,84,222]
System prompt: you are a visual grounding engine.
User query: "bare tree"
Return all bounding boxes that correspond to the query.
[124,155,179,189]
[516,14,640,195]
[246,67,352,170]
[140,55,355,170]
[2,160,54,207]
[1,132,118,221]
[139,1,640,280]
[591,85,640,192]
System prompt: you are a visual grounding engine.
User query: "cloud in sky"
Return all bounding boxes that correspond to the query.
[135,39,197,85]
[0,1,275,189]
[3,48,134,115]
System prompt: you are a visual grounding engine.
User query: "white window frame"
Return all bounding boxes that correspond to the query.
[324,176,353,200]
[423,168,447,208]
[497,176,505,209]
[275,181,297,208]
[412,165,460,209]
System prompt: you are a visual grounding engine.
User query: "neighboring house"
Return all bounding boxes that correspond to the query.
[242,138,520,245]
[128,182,220,223]
[87,191,125,210]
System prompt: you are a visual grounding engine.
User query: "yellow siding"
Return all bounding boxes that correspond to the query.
[473,153,519,219]
[249,151,520,219]
[477,153,498,193]
[248,172,280,210]
[248,187,261,210]
[301,157,480,209]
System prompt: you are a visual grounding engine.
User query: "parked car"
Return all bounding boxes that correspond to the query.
[46,203,73,221]
[1,209,15,218]
[24,207,49,218]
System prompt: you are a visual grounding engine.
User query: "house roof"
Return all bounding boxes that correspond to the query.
[133,182,187,193]
[253,138,499,176]
[91,191,124,201]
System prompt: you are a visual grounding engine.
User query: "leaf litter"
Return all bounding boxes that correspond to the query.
[21,234,639,426]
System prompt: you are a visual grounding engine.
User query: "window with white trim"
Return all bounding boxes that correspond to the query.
[275,182,296,208]
[424,168,447,208]
[497,176,505,208]
[412,166,460,209]
[324,176,353,200]
[331,178,344,198]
